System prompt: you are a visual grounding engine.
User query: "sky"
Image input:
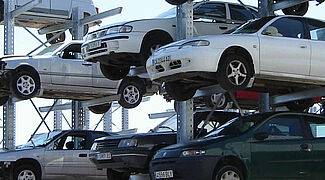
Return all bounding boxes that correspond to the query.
[0,0,325,145]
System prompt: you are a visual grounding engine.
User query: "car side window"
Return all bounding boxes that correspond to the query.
[60,44,83,60]
[53,134,87,150]
[306,116,325,138]
[257,115,303,140]
[267,17,305,39]
[229,4,254,22]
[194,3,226,21]
[306,19,325,41]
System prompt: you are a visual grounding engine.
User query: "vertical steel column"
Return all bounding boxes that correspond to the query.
[83,109,90,130]
[259,93,270,113]
[258,0,273,17]
[3,98,15,149]
[121,108,129,131]
[176,1,194,143]
[53,99,62,131]
[103,109,112,132]
[3,0,16,150]
[72,101,84,130]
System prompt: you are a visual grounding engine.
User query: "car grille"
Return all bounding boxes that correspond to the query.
[96,139,120,150]
[87,43,108,56]
[169,60,182,69]
[155,65,165,72]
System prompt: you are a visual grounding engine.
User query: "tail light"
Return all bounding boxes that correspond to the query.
[96,7,99,14]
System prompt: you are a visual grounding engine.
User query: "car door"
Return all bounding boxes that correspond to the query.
[51,43,92,88]
[306,18,325,79]
[250,114,313,179]
[259,17,311,76]
[193,2,233,36]
[92,62,120,89]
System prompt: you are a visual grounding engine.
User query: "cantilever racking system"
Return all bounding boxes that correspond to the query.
[1,0,325,152]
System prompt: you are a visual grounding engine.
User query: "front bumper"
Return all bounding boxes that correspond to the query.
[90,148,152,173]
[146,46,223,81]
[150,156,218,180]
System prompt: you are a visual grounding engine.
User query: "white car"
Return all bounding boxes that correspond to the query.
[146,15,325,101]
[0,130,115,180]
[0,41,157,113]
[82,1,257,80]
[0,0,99,44]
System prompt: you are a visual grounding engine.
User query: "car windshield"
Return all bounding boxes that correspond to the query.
[233,16,274,34]
[17,131,62,149]
[205,113,270,138]
[156,8,176,18]
[151,115,177,133]
[36,43,64,56]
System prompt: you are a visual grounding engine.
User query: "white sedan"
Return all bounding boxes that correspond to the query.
[0,41,157,113]
[146,15,325,101]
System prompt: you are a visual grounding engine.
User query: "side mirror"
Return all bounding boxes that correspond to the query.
[254,132,269,141]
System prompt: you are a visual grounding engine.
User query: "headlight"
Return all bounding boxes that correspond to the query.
[91,142,98,151]
[106,25,133,35]
[179,40,210,49]
[118,139,137,148]
[180,150,206,157]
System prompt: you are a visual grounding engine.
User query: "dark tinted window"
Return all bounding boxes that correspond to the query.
[257,115,303,140]
[269,17,305,39]
[306,18,325,41]
[194,3,226,19]
[229,4,253,21]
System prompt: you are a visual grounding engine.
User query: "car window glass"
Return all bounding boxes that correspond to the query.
[267,17,305,39]
[229,4,253,22]
[61,44,83,60]
[155,116,177,132]
[194,3,226,19]
[257,115,303,140]
[53,134,87,150]
[306,19,325,41]
[306,116,325,138]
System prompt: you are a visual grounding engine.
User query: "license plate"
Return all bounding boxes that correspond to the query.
[154,170,174,179]
[152,56,171,66]
[96,152,111,160]
[88,40,101,49]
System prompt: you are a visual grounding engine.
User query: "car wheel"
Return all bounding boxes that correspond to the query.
[10,71,40,100]
[165,0,188,5]
[0,96,9,106]
[14,164,41,180]
[217,55,252,91]
[282,2,309,16]
[215,165,244,180]
[285,98,314,112]
[46,32,66,44]
[88,103,112,114]
[165,81,196,101]
[107,169,130,180]
[118,78,145,109]
[205,93,229,110]
[140,33,173,66]
[100,63,130,80]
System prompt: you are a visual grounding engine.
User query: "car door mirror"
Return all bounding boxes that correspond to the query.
[254,132,269,141]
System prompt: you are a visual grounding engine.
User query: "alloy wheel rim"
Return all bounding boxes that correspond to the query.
[211,94,226,108]
[219,170,240,180]
[18,170,36,180]
[123,85,140,105]
[226,60,247,86]
[16,75,36,96]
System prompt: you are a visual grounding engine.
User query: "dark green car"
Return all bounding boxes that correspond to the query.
[150,112,325,180]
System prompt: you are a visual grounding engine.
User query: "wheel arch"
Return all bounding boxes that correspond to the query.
[14,65,41,84]
[120,76,147,94]
[218,46,255,76]
[14,158,42,177]
[140,29,174,53]
[213,155,248,180]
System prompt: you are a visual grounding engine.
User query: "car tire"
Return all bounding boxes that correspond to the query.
[10,71,40,100]
[107,169,130,180]
[285,98,314,112]
[0,1,4,22]
[205,93,229,110]
[140,33,173,66]
[100,63,130,80]
[282,2,309,16]
[165,0,188,5]
[88,103,112,114]
[14,164,41,180]
[165,81,196,101]
[46,32,66,44]
[215,165,244,180]
[217,55,252,91]
[0,96,9,106]
[118,78,145,109]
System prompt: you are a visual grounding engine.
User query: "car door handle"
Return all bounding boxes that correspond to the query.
[79,154,88,157]
[219,26,228,30]
[300,144,311,152]
[82,63,92,66]
[300,45,307,49]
